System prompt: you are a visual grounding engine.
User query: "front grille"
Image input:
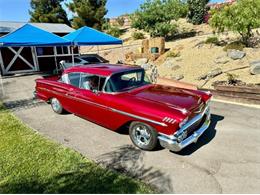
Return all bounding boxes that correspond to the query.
[186,114,207,137]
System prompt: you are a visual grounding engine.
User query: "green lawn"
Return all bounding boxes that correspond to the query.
[0,104,154,193]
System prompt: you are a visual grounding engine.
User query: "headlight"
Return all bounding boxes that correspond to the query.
[179,117,188,128]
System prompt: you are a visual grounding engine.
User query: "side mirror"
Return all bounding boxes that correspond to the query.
[92,89,99,95]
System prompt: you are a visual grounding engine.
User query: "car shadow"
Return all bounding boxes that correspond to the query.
[97,144,173,193]
[173,114,224,156]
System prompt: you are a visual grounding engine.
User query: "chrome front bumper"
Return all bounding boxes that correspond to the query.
[158,106,211,152]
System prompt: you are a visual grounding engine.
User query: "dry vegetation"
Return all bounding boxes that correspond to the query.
[80,19,260,89]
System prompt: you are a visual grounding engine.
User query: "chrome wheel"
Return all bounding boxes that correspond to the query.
[132,124,151,146]
[51,98,63,114]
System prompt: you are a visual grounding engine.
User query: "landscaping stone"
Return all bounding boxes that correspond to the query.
[135,58,148,66]
[171,65,181,71]
[214,56,229,64]
[171,74,184,80]
[250,60,260,75]
[227,49,246,60]
[162,57,176,68]
[197,68,222,80]
[208,68,223,78]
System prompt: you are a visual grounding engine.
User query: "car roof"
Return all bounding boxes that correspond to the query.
[63,64,143,77]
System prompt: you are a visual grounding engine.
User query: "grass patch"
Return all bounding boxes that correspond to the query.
[166,50,181,58]
[132,32,145,40]
[205,36,219,45]
[0,104,154,193]
[223,41,245,51]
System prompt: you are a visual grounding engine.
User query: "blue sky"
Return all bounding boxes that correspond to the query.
[0,0,225,22]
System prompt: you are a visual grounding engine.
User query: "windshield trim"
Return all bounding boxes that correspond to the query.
[102,69,150,94]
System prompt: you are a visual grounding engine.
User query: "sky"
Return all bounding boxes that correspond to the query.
[0,0,225,22]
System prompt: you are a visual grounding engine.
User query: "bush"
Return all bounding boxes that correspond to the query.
[106,25,123,38]
[205,36,219,45]
[187,0,209,25]
[226,73,239,85]
[223,41,245,51]
[132,32,145,40]
[166,50,181,58]
[131,0,187,37]
[209,0,260,46]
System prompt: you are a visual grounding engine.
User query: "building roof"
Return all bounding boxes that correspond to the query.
[0,21,74,34]
[64,64,142,77]
[0,24,71,47]
[63,26,122,45]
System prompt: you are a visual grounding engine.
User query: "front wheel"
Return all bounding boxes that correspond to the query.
[129,122,158,151]
[50,98,64,114]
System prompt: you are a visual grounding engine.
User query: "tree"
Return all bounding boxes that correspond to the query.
[131,0,187,37]
[29,0,70,26]
[116,17,125,26]
[209,0,260,46]
[187,0,209,24]
[67,0,107,30]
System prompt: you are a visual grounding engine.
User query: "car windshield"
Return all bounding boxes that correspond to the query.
[104,69,151,93]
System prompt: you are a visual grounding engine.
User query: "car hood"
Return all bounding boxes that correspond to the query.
[130,85,202,113]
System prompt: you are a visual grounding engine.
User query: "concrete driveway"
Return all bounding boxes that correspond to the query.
[1,74,260,193]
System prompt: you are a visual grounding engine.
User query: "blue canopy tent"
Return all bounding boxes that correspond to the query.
[0,23,71,47]
[63,26,123,65]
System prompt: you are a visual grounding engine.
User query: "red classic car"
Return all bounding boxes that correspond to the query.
[35,64,212,152]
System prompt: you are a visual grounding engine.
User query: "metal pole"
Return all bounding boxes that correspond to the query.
[0,74,4,98]
[121,44,124,63]
[71,46,74,66]
[54,46,58,73]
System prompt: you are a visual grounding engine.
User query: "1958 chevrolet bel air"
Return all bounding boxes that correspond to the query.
[35,64,212,152]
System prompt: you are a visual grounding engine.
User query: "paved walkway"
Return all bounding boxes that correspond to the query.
[2,74,260,193]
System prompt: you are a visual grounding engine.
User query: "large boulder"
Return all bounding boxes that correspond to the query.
[227,49,246,60]
[250,60,260,75]
[135,58,148,66]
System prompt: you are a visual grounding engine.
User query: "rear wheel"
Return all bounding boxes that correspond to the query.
[129,122,158,151]
[50,98,64,114]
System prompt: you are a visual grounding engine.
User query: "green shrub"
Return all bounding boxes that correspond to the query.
[205,36,219,45]
[132,32,145,40]
[209,0,260,46]
[131,0,187,38]
[106,25,123,38]
[226,73,239,85]
[166,50,181,58]
[223,41,245,51]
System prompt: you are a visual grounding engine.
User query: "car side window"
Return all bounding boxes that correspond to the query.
[68,72,81,87]
[61,73,69,84]
[80,73,106,91]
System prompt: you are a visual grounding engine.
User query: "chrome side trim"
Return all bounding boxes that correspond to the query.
[110,108,167,127]
[38,87,167,127]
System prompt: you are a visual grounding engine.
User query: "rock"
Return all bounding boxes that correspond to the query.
[171,65,181,71]
[171,74,184,81]
[227,49,246,60]
[208,68,223,78]
[250,60,260,75]
[214,56,229,64]
[197,74,207,80]
[162,57,175,68]
[141,63,151,70]
[135,58,148,66]
[175,57,183,62]
[197,68,222,80]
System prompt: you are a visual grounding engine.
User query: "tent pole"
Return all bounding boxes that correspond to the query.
[0,74,4,98]
[71,46,74,66]
[97,45,99,55]
[121,44,124,63]
[54,46,58,74]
